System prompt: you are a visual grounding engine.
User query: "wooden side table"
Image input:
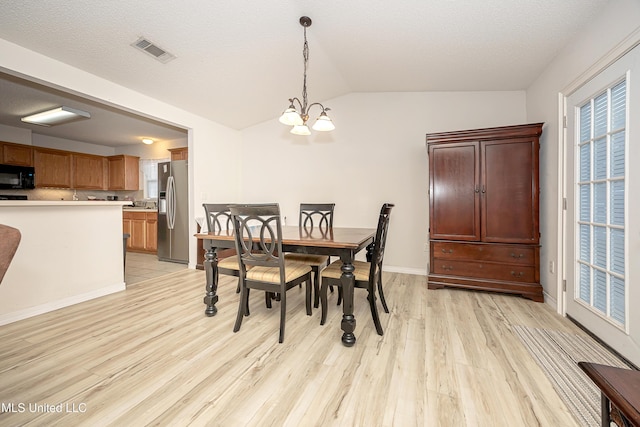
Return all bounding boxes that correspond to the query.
[578,361,640,427]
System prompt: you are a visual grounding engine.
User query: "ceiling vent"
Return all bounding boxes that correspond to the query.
[131,37,176,64]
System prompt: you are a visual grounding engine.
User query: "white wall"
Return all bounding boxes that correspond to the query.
[0,123,31,144]
[527,0,640,307]
[117,139,185,159]
[241,91,527,274]
[0,203,127,324]
[0,38,242,268]
[32,133,117,156]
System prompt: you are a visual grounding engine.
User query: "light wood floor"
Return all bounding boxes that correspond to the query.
[0,270,587,426]
[124,252,187,285]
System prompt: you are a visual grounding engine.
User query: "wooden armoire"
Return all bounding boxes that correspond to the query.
[426,123,544,302]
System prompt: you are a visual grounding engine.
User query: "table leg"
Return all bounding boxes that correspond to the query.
[203,246,219,316]
[340,256,356,346]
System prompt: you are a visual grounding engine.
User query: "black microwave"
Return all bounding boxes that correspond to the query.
[0,164,35,189]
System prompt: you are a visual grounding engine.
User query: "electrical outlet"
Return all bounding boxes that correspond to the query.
[423,243,429,252]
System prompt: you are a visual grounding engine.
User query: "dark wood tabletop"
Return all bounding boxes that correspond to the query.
[196,226,376,250]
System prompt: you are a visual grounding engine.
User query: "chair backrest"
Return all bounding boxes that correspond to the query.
[203,203,233,233]
[230,203,285,278]
[0,224,21,284]
[368,203,394,284]
[299,203,335,232]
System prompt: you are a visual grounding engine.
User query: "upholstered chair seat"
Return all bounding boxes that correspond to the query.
[217,256,242,271]
[247,261,311,284]
[320,260,371,282]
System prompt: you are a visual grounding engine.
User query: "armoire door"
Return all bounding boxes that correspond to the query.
[429,141,480,241]
[481,139,539,244]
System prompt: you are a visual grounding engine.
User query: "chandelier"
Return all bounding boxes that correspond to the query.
[278,16,335,135]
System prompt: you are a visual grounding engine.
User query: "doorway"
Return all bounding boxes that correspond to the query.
[564,44,640,366]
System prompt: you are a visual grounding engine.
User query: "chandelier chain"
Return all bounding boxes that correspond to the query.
[302,26,309,116]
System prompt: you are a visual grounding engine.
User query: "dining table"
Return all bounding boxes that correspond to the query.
[195,225,376,347]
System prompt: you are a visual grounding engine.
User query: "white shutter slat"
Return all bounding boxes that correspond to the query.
[579,264,591,303]
[611,276,625,324]
[580,103,592,142]
[611,80,626,131]
[594,93,608,137]
[593,183,607,223]
[593,270,607,314]
[579,224,591,262]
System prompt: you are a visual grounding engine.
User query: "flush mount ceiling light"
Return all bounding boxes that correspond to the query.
[21,106,91,127]
[142,138,154,145]
[279,16,335,136]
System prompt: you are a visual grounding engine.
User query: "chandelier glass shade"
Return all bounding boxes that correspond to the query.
[279,16,334,135]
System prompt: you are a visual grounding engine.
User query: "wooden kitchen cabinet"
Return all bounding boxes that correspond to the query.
[426,123,543,302]
[3,142,140,191]
[1,141,33,166]
[34,147,72,188]
[123,210,157,253]
[108,155,139,190]
[130,215,146,251]
[168,147,188,161]
[72,153,107,189]
[145,212,158,252]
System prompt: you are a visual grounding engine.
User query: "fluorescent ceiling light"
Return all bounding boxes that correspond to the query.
[21,106,91,127]
[142,138,154,145]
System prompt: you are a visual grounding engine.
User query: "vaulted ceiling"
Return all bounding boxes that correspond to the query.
[0,0,611,146]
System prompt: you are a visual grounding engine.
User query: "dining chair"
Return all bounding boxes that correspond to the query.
[284,203,335,308]
[0,224,21,285]
[203,203,242,293]
[230,203,313,343]
[319,203,394,335]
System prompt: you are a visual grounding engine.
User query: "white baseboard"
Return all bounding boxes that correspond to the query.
[543,290,558,310]
[0,282,126,326]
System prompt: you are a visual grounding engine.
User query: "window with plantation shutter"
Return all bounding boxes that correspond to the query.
[576,78,626,327]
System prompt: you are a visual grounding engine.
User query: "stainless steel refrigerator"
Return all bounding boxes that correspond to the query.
[157,160,189,263]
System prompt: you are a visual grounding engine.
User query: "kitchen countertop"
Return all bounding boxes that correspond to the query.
[0,200,132,207]
[122,207,158,212]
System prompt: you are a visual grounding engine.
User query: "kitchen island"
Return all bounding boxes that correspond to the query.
[0,200,131,325]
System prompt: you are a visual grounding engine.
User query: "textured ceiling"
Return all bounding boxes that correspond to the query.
[0,0,611,146]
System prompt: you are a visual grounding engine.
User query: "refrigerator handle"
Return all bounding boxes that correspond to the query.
[167,176,176,230]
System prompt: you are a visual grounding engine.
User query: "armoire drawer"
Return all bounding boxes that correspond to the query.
[432,259,536,283]
[431,241,535,265]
